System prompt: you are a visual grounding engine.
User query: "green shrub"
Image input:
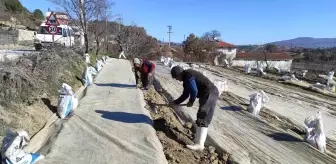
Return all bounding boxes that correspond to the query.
[4,0,24,13]
[33,9,44,20]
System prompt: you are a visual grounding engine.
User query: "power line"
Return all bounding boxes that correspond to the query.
[167,25,172,49]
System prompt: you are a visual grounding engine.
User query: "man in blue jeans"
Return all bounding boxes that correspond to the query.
[169,66,219,151]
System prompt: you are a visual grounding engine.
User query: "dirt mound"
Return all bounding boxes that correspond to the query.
[0,47,85,140]
[143,87,228,164]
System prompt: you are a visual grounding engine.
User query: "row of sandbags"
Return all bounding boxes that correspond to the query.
[83,54,109,87]
[246,90,327,153]
[0,84,79,164]
[0,55,110,164]
[280,70,336,92]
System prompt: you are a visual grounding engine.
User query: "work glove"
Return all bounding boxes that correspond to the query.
[187,101,193,107]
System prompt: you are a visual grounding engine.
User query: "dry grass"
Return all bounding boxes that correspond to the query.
[0,46,86,139]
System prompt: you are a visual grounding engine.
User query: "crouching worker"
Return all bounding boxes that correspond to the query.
[133,57,155,90]
[169,66,219,151]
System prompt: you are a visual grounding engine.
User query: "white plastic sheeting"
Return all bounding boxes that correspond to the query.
[1,130,44,164]
[247,90,269,116]
[42,59,167,164]
[304,112,326,153]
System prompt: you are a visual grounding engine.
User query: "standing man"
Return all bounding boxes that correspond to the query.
[169,66,219,151]
[133,57,155,90]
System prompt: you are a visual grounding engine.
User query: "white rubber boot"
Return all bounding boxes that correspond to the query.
[187,126,208,151]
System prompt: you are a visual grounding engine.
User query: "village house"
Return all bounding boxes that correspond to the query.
[213,40,237,66]
[216,40,237,59]
[232,51,293,72]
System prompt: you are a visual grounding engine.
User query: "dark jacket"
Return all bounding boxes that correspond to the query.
[134,58,155,84]
[174,69,216,105]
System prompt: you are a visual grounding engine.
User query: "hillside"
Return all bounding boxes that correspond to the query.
[0,0,42,30]
[270,37,336,48]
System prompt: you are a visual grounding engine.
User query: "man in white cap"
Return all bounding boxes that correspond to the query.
[133,57,155,90]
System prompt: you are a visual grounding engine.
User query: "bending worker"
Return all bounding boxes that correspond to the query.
[170,66,219,151]
[133,57,155,90]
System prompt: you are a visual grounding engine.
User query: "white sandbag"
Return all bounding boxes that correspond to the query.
[291,74,298,81]
[257,65,265,76]
[57,95,73,119]
[168,60,175,69]
[84,53,90,64]
[302,70,308,78]
[1,130,44,164]
[164,57,172,66]
[179,63,190,70]
[280,75,292,81]
[95,61,103,72]
[102,56,108,65]
[247,90,269,116]
[191,64,199,70]
[72,95,79,110]
[97,59,105,67]
[274,66,281,73]
[60,83,78,110]
[88,66,98,76]
[58,83,74,95]
[244,64,251,74]
[327,71,335,90]
[57,83,78,119]
[160,56,165,63]
[214,78,228,95]
[214,56,219,66]
[82,67,94,87]
[304,112,326,153]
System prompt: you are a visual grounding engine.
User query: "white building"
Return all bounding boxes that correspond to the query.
[213,41,237,66]
[216,41,237,59]
[232,52,293,72]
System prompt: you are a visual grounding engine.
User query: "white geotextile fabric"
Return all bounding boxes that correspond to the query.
[41,59,167,164]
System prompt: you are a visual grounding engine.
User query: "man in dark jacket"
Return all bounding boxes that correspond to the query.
[170,66,219,151]
[133,57,155,90]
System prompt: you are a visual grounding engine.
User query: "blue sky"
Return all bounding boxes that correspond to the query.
[21,0,336,45]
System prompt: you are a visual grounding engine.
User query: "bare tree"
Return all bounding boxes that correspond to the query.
[116,24,158,57]
[49,0,113,53]
[202,30,221,41]
[263,44,277,70]
[87,0,115,56]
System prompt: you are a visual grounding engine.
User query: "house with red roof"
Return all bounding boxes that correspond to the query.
[213,40,238,66]
[216,41,237,59]
[232,51,293,72]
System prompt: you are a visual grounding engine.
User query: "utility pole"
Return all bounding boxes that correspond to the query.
[167,25,172,49]
[105,8,108,53]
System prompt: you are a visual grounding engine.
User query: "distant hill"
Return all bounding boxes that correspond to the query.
[270,37,336,48]
[158,41,182,47]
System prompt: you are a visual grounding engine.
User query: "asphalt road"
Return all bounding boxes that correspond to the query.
[0,50,38,61]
